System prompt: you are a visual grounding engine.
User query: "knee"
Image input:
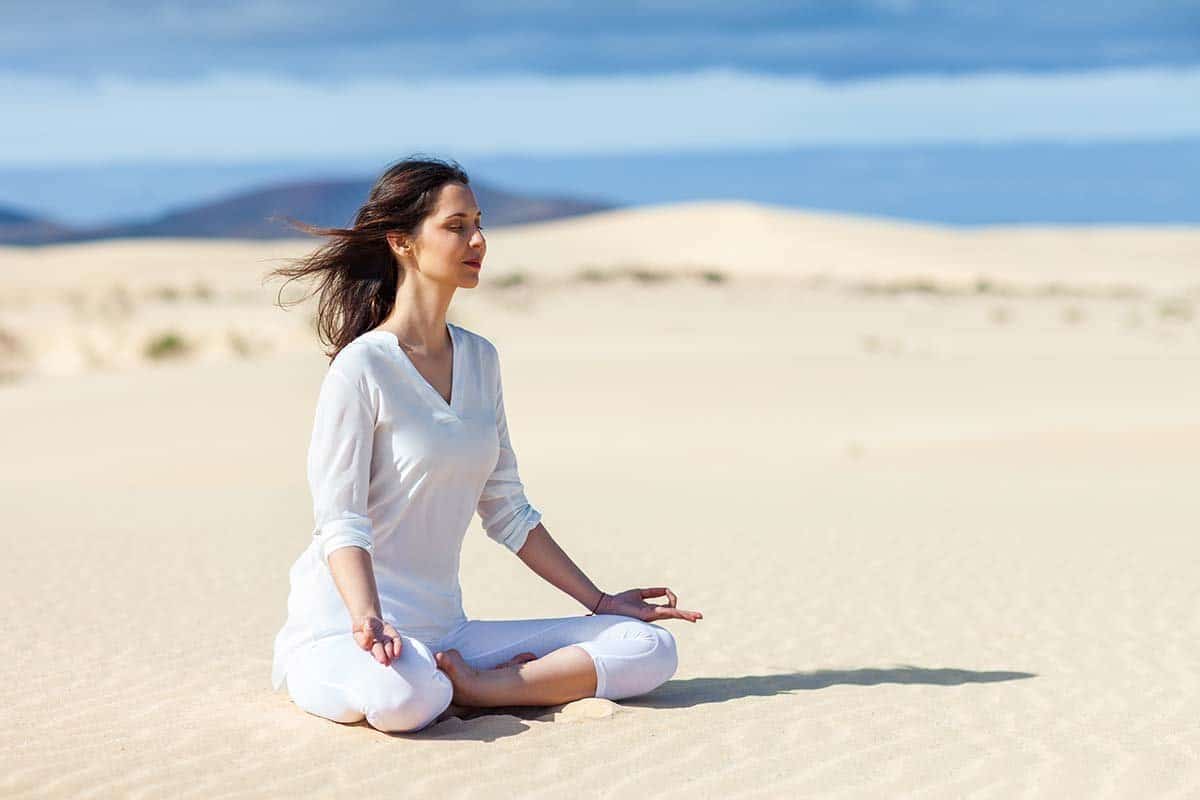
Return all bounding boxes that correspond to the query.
[649,624,679,685]
[364,670,454,734]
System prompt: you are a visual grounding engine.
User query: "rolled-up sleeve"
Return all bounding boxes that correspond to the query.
[308,366,376,566]
[477,352,542,554]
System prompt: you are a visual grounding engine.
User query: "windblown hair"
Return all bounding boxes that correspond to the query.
[266,155,470,362]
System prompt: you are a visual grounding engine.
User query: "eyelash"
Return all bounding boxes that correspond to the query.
[451,222,483,232]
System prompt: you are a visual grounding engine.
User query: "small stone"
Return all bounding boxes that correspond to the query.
[557,698,622,720]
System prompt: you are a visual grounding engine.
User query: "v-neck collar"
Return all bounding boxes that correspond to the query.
[366,323,461,422]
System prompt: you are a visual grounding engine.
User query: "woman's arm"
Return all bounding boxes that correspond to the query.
[514,522,704,623]
[327,545,384,620]
[327,545,403,665]
[308,366,403,665]
[514,522,604,612]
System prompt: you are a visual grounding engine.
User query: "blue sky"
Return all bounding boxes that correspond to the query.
[4,1,1199,166]
[4,1,1199,81]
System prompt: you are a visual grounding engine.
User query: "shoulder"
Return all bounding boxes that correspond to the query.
[326,333,394,390]
[450,322,500,365]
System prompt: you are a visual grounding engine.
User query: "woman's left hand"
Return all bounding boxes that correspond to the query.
[596,587,703,623]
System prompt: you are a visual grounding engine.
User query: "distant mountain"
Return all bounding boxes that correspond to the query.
[0,204,74,244]
[0,179,616,245]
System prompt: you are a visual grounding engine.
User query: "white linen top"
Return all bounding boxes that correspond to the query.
[270,323,542,690]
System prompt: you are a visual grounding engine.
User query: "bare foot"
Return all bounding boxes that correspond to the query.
[436,649,539,707]
[434,649,484,706]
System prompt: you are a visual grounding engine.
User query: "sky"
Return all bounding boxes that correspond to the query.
[4,1,1199,166]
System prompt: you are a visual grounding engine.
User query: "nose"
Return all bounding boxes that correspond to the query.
[469,227,485,248]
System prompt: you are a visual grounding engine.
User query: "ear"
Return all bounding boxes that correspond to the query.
[385,231,410,254]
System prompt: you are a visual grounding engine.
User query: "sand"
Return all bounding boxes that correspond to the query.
[2,202,1199,797]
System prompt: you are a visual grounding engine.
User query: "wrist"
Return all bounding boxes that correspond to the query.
[587,590,607,615]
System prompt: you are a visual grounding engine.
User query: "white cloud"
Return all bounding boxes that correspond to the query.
[4,65,1200,166]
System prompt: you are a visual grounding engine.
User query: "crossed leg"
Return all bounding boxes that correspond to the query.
[431,613,679,708]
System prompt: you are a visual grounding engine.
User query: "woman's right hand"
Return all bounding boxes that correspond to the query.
[351,614,403,666]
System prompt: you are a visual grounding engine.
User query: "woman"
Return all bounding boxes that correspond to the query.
[267,156,702,734]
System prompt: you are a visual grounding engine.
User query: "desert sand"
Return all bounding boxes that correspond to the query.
[2,202,1199,798]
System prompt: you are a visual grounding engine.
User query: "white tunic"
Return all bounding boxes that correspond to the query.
[270,323,542,691]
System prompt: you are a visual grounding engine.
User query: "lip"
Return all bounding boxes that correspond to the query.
[463,260,482,269]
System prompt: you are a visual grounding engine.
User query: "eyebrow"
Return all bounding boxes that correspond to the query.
[444,210,482,219]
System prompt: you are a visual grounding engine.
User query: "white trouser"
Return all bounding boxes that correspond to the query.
[283,613,679,733]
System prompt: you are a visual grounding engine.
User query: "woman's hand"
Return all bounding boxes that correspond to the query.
[596,587,703,623]
[351,614,403,666]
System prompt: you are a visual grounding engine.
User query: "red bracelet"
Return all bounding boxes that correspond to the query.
[588,592,606,615]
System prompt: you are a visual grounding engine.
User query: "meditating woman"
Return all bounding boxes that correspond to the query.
[267,156,702,733]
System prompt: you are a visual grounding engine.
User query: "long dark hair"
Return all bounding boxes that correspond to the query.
[266,155,470,362]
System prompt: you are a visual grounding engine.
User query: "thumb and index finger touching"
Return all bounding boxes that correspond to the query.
[639,586,704,622]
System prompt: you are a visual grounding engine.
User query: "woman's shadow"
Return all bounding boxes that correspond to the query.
[630,665,1036,709]
[412,665,1035,741]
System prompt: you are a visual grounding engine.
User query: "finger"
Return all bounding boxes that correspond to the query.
[359,619,376,647]
[640,587,676,607]
[373,641,387,665]
[654,607,699,622]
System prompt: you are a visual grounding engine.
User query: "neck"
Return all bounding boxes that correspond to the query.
[379,272,455,353]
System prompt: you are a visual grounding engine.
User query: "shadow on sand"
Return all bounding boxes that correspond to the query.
[408,665,1035,741]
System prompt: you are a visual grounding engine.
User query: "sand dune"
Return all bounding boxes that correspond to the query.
[2,203,1199,797]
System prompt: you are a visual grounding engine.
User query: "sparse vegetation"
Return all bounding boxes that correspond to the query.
[144,331,190,360]
[228,331,254,357]
[493,272,528,289]
[0,325,29,383]
[1157,296,1195,322]
[98,285,135,318]
[576,266,613,283]
[1061,305,1086,325]
[857,277,947,296]
[192,281,214,301]
[153,285,181,302]
[988,305,1012,325]
[697,269,727,284]
[628,267,671,284]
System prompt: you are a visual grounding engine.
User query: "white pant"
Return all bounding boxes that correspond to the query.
[283,613,679,733]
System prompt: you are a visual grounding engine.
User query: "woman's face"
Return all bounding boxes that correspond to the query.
[405,181,486,288]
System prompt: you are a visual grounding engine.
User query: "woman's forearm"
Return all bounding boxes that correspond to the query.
[326,545,384,621]
[515,523,604,612]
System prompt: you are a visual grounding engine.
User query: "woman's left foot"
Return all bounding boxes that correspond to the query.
[435,649,491,706]
[435,648,538,706]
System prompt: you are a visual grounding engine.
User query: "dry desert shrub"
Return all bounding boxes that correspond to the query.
[1061,305,1086,325]
[0,325,30,382]
[574,265,675,284]
[627,267,671,283]
[1157,296,1195,322]
[493,271,528,289]
[192,281,215,301]
[576,266,611,283]
[856,277,951,296]
[228,331,253,357]
[144,330,190,360]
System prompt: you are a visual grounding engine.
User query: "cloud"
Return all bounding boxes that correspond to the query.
[0,1,1196,80]
[4,66,1199,166]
